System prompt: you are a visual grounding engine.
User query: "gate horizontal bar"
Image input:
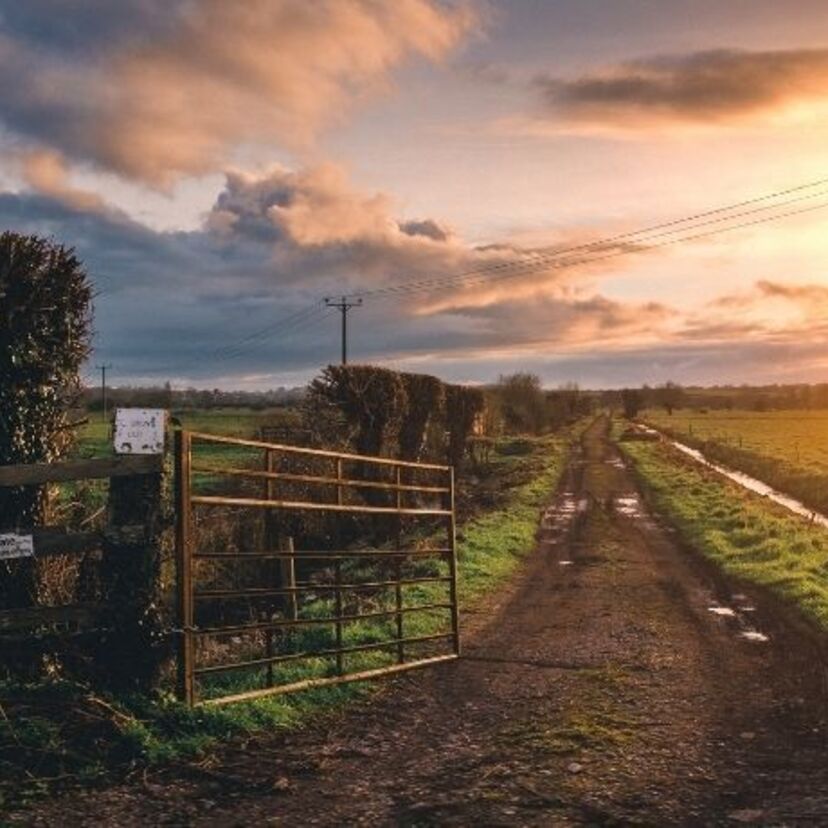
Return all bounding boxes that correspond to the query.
[192,548,450,561]
[194,575,451,600]
[194,602,453,636]
[0,602,101,632]
[187,430,450,471]
[24,523,150,559]
[0,454,162,487]
[190,494,450,516]
[195,632,454,675]
[198,653,459,706]
[192,465,450,495]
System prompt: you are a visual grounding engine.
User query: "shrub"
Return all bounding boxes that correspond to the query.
[0,232,92,608]
[398,372,444,462]
[445,384,485,469]
[305,365,407,457]
[495,372,546,434]
[620,388,644,420]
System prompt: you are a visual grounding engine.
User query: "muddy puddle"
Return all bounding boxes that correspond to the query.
[638,425,828,529]
[540,492,577,543]
[614,494,644,517]
[706,589,770,644]
[609,488,659,531]
[540,488,591,566]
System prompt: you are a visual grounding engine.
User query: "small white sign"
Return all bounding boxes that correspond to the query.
[114,408,167,455]
[0,533,34,560]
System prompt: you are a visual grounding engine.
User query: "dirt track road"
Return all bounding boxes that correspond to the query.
[13,417,828,826]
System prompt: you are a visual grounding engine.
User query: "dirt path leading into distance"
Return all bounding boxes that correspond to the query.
[12,417,828,826]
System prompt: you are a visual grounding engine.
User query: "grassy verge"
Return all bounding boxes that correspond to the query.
[619,434,828,631]
[1,430,575,809]
[456,435,570,603]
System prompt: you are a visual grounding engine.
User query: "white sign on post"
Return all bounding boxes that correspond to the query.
[0,533,35,560]
[113,408,167,455]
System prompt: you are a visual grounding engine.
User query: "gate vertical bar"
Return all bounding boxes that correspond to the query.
[264,448,275,687]
[334,559,343,675]
[394,465,404,664]
[335,458,343,507]
[447,466,460,656]
[175,429,195,705]
[280,535,298,621]
[334,457,344,674]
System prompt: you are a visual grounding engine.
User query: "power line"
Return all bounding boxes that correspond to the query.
[344,181,828,302]
[135,300,329,378]
[366,198,828,305]
[200,193,828,371]
[211,301,327,361]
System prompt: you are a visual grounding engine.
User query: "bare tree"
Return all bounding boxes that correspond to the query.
[621,388,644,419]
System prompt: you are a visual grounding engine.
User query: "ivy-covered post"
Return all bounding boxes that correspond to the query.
[98,410,169,692]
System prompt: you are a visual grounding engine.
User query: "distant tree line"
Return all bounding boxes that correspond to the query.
[612,381,828,418]
[80,383,305,411]
[614,382,684,419]
[81,377,828,426]
[486,373,597,435]
[675,383,828,412]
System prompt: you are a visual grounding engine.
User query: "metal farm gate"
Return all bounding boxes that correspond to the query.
[174,430,460,706]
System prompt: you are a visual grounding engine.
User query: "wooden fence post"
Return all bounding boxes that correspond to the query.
[98,413,169,692]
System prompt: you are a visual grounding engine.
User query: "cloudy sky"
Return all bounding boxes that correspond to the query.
[2,0,828,389]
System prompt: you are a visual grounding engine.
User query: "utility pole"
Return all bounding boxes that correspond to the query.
[96,363,113,421]
[324,296,362,365]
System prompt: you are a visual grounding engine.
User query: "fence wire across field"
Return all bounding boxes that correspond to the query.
[174,430,460,706]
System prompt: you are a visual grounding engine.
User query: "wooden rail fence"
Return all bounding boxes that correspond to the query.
[0,452,166,688]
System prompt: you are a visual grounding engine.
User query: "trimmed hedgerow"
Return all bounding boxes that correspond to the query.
[304,365,485,470]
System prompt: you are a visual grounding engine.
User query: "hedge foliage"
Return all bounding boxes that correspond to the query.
[0,232,92,607]
[305,365,484,468]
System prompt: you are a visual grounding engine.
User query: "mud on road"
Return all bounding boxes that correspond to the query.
[12,417,828,826]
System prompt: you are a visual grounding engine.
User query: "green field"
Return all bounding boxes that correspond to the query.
[52,408,302,521]
[620,434,828,631]
[643,408,828,515]
[74,407,299,459]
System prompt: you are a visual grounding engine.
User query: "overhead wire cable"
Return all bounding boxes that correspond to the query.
[373,198,828,302]
[345,183,828,301]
